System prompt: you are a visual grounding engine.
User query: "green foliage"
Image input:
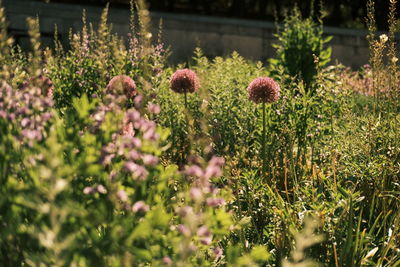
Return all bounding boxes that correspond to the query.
[270,7,332,92]
[0,0,400,266]
[47,5,166,109]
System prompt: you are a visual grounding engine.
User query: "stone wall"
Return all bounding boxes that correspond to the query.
[4,0,372,67]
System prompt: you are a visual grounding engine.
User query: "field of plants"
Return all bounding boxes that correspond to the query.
[0,0,399,266]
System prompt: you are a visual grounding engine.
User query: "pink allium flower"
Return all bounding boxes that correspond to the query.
[106,75,137,99]
[170,68,200,94]
[247,77,280,104]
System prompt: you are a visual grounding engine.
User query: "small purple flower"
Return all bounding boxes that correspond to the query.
[247,77,280,104]
[185,165,204,177]
[170,69,200,94]
[189,187,203,201]
[177,206,193,217]
[21,129,42,140]
[131,137,142,148]
[188,244,197,253]
[212,247,223,260]
[117,190,128,202]
[140,120,156,132]
[197,225,211,237]
[7,113,16,121]
[134,95,143,108]
[21,118,31,127]
[142,154,159,166]
[83,187,95,195]
[126,109,141,122]
[109,170,117,181]
[162,256,172,266]
[123,161,138,172]
[208,156,225,167]
[132,201,149,213]
[204,165,222,179]
[0,110,7,118]
[42,112,52,122]
[143,128,159,141]
[206,198,226,207]
[123,161,149,180]
[200,235,213,245]
[147,103,161,114]
[177,224,191,237]
[96,184,107,194]
[127,150,141,161]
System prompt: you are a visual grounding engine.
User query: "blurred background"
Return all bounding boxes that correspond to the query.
[46,0,399,30]
[3,0,399,67]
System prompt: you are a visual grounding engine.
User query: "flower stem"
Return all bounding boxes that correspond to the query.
[184,91,188,110]
[262,101,266,182]
[183,91,189,165]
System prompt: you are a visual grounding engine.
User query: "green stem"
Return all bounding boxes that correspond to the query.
[262,102,266,182]
[184,91,188,110]
[183,91,189,164]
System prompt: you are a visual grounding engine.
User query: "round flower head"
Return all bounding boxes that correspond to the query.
[106,75,137,99]
[247,77,280,104]
[170,68,200,94]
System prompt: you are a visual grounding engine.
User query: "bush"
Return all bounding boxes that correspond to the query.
[269,6,332,93]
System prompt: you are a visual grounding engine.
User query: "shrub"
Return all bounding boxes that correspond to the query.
[269,6,332,93]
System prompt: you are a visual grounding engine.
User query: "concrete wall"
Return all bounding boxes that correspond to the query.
[4,0,373,68]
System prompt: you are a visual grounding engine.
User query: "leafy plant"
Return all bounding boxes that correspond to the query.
[270,6,332,93]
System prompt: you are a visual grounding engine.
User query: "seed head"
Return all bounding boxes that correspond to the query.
[247,77,280,104]
[106,75,137,99]
[170,69,200,94]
